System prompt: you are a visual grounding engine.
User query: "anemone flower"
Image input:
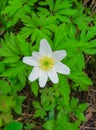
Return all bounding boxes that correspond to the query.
[23,39,70,88]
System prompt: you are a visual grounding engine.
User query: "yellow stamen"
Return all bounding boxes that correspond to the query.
[39,56,55,71]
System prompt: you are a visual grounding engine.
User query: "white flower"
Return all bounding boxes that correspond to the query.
[23,39,70,88]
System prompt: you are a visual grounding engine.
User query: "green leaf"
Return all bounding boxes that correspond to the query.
[70,97,78,109]
[83,48,96,55]
[4,122,23,130]
[33,101,41,109]
[43,120,55,130]
[3,56,20,63]
[70,72,93,90]
[54,0,72,11]
[1,0,36,27]
[17,34,31,56]
[24,123,35,130]
[0,96,15,112]
[85,26,96,41]
[57,111,70,130]
[19,27,33,39]
[0,80,11,94]
[0,0,7,11]
[2,113,13,124]
[0,62,5,73]
[58,8,77,16]
[59,75,70,105]
[77,103,88,112]
[18,72,26,86]
[1,61,26,85]
[0,33,21,57]
[40,0,54,12]
[31,81,39,96]
[83,40,96,55]
[33,101,47,118]
[2,0,22,16]
[0,118,3,127]
[68,52,85,71]
[20,13,55,42]
[14,96,25,114]
[53,23,68,47]
[3,33,20,55]
[75,111,86,121]
[72,5,92,30]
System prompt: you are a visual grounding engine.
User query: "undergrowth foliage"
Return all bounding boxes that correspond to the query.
[0,0,96,130]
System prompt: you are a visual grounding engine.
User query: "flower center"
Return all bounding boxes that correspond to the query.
[39,56,55,71]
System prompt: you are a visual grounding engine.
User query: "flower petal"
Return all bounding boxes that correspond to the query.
[52,50,66,61]
[55,62,70,75]
[47,68,59,84]
[32,51,41,60]
[39,39,52,56]
[28,67,40,81]
[23,57,39,66]
[39,70,48,88]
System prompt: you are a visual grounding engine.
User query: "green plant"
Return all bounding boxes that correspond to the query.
[0,0,96,129]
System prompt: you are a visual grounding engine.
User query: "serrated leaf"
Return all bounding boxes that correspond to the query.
[31,81,39,96]
[0,96,15,112]
[2,113,13,124]
[75,111,86,121]
[70,72,93,86]
[70,97,78,109]
[77,103,88,112]
[3,56,20,63]
[33,101,41,109]
[14,96,25,114]
[4,122,23,130]
[1,62,26,84]
[18,72,26,86]
[85,26,96,41]
[2,0,22,16]
[43,120,55,130]
[83,40,96,54]
[4,33,20,55]
[17,34,31,55]
[0,62,5,73]
[83,48,96,54]
[0,80,11,94]
[58,9,77,16]
[68,52,85,71]
[59,75,70,105]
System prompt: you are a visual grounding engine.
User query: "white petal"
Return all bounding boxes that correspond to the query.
[28,67,40,81]
[23,57,39,66]
[39,39,52,56]
[52,50,66,61]
[39,70,48,88]
[47,68,59,84]
[55,62,70,75]
[32,51,41,60]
